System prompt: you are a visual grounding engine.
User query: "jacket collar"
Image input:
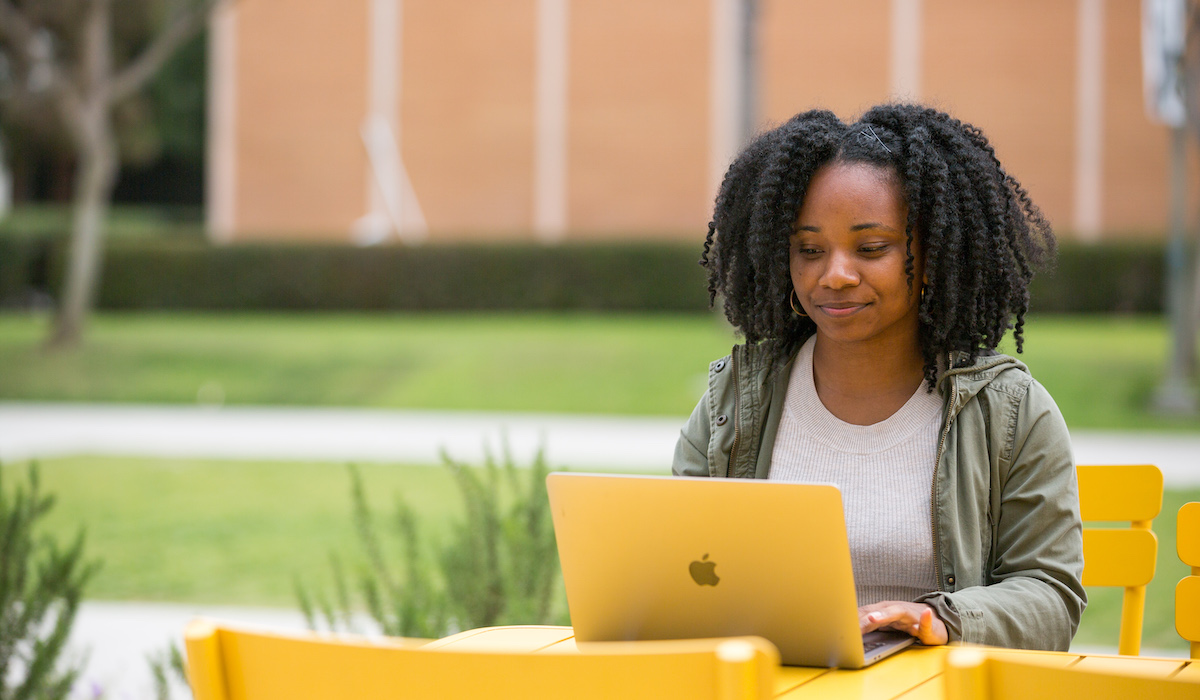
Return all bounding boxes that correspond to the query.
[936,351,1028,417]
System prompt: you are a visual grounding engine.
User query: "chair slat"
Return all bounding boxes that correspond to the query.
[944,648,1200,700]
[1077,465,1163,522]
[185,620,779,700]
[1179,502,1200,566]
[1176,577,1200,643]
[1081,529,1158,587]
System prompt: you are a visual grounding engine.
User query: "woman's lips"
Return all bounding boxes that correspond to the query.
[817,302,867,318]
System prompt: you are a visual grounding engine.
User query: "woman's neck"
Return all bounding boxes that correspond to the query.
[810,334,927,426]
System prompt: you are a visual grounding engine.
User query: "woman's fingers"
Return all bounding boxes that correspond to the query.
[858,602,948,646]
[916,606,949,646]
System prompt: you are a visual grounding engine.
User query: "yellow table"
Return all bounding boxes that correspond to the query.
[425,625,1199,700]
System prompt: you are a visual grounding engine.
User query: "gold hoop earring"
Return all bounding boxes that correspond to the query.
[790,290,808,317]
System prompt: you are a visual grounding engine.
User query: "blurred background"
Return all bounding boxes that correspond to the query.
[2,0,1200,697]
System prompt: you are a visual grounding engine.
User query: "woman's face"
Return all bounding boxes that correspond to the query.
[789,161,923,351]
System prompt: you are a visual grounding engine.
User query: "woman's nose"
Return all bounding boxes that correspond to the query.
[819,251,859,289]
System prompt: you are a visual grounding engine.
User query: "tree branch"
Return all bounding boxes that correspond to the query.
[108,0,224,105]
[0,0,86,143]
[0,0,38,62]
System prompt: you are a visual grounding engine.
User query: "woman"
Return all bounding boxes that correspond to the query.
[672,104,1085,651]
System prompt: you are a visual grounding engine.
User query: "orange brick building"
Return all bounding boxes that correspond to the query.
[207,0,1193,244]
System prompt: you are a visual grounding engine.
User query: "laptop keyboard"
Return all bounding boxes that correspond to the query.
[863,639,891,653]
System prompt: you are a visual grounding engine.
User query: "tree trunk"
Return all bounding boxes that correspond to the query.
[46,102,117,349]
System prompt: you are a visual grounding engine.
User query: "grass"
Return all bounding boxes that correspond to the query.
[1,312,1199,430]
[3,457,468,605]
[4,456,1196,652]
[0,312,736,416]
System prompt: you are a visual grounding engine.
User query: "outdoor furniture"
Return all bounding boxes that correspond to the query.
[1076,463,1163,655]
[1178,501,1200,658]
[185,621,1200,699]
[942,647,1200,700]
[419,625,1200,699]
[183,620,778,700]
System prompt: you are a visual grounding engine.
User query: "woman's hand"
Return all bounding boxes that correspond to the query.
[858,601,948,646]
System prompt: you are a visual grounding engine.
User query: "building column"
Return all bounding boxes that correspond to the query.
[889,0,922,100]
[1073,0,1106,240]
[535,0,569,241]
[709,0,751,206]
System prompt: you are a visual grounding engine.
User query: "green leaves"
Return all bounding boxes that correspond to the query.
[296,444,564,639]
[0,463,99,700]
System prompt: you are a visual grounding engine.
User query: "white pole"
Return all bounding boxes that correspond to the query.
[709,0,742,204]
[1073,0,1105,241]
[889,0,922,100]
[534,0,569,241]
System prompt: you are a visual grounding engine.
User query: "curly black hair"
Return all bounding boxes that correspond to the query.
[701,103,1056,388]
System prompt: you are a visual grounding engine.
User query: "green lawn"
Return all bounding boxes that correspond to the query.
[0,313,735,416]
[2,312,1199,430]
[4,456,1196,652]
[4,457,467,605]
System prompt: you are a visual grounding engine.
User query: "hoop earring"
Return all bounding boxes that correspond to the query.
[790,290,808,317]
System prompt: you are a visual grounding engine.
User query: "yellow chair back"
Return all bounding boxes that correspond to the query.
[1076,464,1163,656]
[1177,501,1200,658]
[943,648,1200,700]
[184,620,779,700]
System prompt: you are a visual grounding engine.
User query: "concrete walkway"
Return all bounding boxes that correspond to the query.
[1,401,1198,483]
[69,602,309,700]
[0,402,684,473]
[1,401,1195,698]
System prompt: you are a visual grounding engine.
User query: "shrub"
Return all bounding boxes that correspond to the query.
[0,464,99,700]
[0,235,1175,314]
[296,445,564,639]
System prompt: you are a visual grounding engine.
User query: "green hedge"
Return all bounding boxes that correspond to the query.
[0,235,1172,314]
[1029,242,1166,314]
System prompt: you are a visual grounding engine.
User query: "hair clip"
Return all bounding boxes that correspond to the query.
[858,125,892,153]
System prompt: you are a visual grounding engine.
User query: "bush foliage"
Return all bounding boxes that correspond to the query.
[0,234,1170,314]
[295,445,564,639]
[0,464,99,700]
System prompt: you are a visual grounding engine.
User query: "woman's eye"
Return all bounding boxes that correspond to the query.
[859,244,888,254]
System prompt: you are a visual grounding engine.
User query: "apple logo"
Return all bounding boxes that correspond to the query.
[689,553,720,586]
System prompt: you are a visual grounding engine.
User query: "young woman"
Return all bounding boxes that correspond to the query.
[672,104,1085,651]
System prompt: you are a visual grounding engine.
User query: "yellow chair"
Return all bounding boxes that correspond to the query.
[183,619,779,700]
[943,648,1200,700]
[1076,464,1163,655]
[1178,501,1200,658]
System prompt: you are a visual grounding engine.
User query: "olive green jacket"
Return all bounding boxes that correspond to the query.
[672,343,1087,651]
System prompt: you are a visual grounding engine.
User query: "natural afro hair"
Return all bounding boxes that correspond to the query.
[701,103,1056,388]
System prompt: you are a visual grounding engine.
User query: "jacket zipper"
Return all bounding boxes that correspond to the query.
[930,353,1017,591]
[726,349,741,478]
[931,354,956,592]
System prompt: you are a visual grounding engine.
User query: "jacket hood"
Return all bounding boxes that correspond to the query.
[937,351,1029,418]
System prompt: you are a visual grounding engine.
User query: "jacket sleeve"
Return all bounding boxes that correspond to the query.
[917,378,1087,650]
[672,390,713,477]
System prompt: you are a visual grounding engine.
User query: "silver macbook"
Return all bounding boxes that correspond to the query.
[546,472,915,668]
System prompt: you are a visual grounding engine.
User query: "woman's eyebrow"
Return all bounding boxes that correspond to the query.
[850,222,898,231]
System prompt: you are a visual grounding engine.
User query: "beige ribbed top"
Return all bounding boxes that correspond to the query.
[768,337,942,606]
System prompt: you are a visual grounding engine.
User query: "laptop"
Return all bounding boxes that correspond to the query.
[546,472,915,668]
